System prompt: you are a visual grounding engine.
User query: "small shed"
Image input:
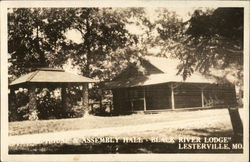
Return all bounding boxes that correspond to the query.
[9,68,97,120]
[106,56,237,114]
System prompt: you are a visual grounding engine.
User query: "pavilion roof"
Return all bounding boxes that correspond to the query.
[9,68,98,87]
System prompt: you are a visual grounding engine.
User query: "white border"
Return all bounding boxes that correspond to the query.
[1,1,249,162]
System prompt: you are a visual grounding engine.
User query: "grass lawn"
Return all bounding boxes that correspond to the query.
[8,108,244,153]
[9,108,233,136]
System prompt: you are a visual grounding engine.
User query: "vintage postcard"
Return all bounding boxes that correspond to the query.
[1,0,249,161]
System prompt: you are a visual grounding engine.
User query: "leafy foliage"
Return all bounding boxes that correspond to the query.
[8,8,146,81]
[153,7,244,107]
[8,8,73,80]
[9,7,243,120]
[155,8,243,84]
[185,8,243,72]
[36,89,64,119]
[8,8,150,120]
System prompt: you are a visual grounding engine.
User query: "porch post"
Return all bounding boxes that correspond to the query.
[201,88,205,107]
[28,85,38,120]
[99,89,103,110]
[131,100,134,112]
[170,84,175,110]
[143,87,147,111]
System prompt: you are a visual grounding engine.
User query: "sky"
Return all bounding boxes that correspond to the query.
[169,7,195,21]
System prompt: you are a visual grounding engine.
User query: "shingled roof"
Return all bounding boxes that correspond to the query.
[10,68,98,87]
[106,56,218,89]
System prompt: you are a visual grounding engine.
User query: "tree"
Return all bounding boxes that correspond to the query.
[184,8,243,75]
[8,8,148,81]
[66,8,153,114]
[65,8,137,78]
[156,8,243,80]
[8,8,79,79]
[157,7,244,139]
[8,8,150,117]
[156,8,243,94]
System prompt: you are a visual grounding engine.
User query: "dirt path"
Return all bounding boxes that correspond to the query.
[9,114,232,146]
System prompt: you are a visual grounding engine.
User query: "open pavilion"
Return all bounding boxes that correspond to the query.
[9,68,97,120]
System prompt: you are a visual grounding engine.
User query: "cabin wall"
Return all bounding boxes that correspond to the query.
[113,87,145,113]
[112,84,171,113]
[174,84,202,108]
[173,83,237,108]
[203,84,237,107]
[112,88,131,114]
[112,83,237,114]
[145,84,171,110]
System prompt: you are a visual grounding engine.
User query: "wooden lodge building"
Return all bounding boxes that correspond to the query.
[106,56,237,114]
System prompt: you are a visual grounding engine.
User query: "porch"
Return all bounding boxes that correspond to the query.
[111,82,237,114]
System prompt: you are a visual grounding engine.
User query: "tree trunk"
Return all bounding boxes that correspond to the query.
[61,85,68,117]
[35,25,47,68]
[28,85,38,120]
[9,88,18,121]
[238,88,243,107]
[82,83,89,117]
[228,107,243,142]
[82,10,91,77]
[81,12,91,117]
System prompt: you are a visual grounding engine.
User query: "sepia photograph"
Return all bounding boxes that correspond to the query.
[1,0,249,161]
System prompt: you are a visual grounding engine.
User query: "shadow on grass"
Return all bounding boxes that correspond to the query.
[192,128,233,136]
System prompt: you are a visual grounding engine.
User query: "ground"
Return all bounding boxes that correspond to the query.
[8,108,244,154]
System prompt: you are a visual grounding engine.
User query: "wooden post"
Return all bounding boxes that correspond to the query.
[61,84,67,116]
[195,85,208,108]
[143,87,147,111]
[28,85,38,120]
[131,100,134,112]
[82,83,89,116]
[170,84,175,110]
[99,89,103,110]
[201,88,205,107]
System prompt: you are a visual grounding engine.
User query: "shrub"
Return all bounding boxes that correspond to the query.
[36,90,64,119]
[9,87,112,121]
[9,91,30,121]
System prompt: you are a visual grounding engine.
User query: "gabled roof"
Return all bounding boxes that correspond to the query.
[105,56,218,89]
[10,68,98,87]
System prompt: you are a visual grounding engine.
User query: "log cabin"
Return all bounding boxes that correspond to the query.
[106,56,237,114]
